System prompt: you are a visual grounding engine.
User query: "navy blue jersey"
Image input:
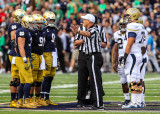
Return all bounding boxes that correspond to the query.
[8,23,22,56]
[15,28,32,58]
[43,27,57,52]
[30,30,45,55]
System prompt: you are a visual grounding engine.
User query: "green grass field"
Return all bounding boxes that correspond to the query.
[0,73,160,114]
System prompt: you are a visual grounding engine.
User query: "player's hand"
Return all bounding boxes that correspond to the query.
[24,61,30,70]
[31,53,36,61]
[57,60,60,68]
[113,62,118,72]
[119,56,126,68]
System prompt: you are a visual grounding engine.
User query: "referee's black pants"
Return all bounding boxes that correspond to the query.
[77,52,89,103]
[87,52,103,107]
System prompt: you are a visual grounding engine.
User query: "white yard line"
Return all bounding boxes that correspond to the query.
[1,77,160,94]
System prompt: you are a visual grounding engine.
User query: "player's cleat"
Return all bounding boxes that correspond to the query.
[36,97,48,106]
[10,99,17,107]
[77,100,85,108]
[141,102,146,108]
[16,99,23,108]
[45,99,58,105]
[122,102,137,108]
[118,100,130,106]
[29,97,37,108]
[24,98,37,108]
[137,102,143,108]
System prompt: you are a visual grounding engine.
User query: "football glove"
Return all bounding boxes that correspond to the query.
[119,53,128,67]
[57,59,60,68]
[24,61,30,70]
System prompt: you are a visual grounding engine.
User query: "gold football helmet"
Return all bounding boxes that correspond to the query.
[32,14,45,30]
[21,15,34,30]
[119,18,127,32]
[43,11,56,27]
[13,9,26,23]
[124,8,140,23]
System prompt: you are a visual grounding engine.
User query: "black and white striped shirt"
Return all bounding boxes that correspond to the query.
[74,26,86,53]
[74,25,107,54]
[95,25,107,44]
[85,25,101,54]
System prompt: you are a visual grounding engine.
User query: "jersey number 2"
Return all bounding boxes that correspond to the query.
[118,38,123,49]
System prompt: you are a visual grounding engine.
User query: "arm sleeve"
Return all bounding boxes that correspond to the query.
[88,28,96,39]
[101,27,107,43]
[128,32,137,38]
[74,26,81,41]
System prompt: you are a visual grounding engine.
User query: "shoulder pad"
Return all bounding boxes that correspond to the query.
[127,23,140,32]
[113,31,120,42]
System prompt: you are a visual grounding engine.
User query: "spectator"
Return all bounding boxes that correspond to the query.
[99,0,107,14]
[0,7,5,24]
[55,4,64,21]
[0,31,5,73]
[104,19,113,38]
[56,28,67,73]
[147,30,160,72]
[68,31,79,73]
[66,0,78,18]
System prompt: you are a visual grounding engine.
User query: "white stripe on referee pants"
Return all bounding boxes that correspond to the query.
[92,55,99,107]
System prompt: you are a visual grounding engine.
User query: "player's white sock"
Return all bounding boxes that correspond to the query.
[131,93,137,104]
[142,87,145,103]
[124,93,130,100]
[137,93,142,104]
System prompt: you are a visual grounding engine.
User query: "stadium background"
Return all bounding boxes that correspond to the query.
[0,0,160,113]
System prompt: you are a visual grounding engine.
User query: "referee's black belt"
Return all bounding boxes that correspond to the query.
[79,51,100,56]
[79,50,85,54]
[86,52,101,56]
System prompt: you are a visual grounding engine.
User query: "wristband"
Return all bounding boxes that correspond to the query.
[23,57,27,62]
[124,53,128,59]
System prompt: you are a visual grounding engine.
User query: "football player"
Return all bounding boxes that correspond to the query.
[138,19,148,107]
[119,8,146,108]
[29,14,48,106]
[15,15,36,108]
[8,9,26,107]
[40,11,58,105]
[113,18,130,106]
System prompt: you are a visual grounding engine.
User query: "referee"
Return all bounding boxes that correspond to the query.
[71,14,104,110]
[74,25,89,108]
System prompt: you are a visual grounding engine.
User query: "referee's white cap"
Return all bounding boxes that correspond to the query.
[81,14,95,23]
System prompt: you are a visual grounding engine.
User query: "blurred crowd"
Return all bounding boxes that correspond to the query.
[0,0,159,73]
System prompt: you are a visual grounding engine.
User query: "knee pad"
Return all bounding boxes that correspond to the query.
[10,78,18,87]
[120,77,127,84]
[35,82,42,87]
[17,79,20,86]
[129,82,137,91]
[136,82,143,92]
[10,81,17,87]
